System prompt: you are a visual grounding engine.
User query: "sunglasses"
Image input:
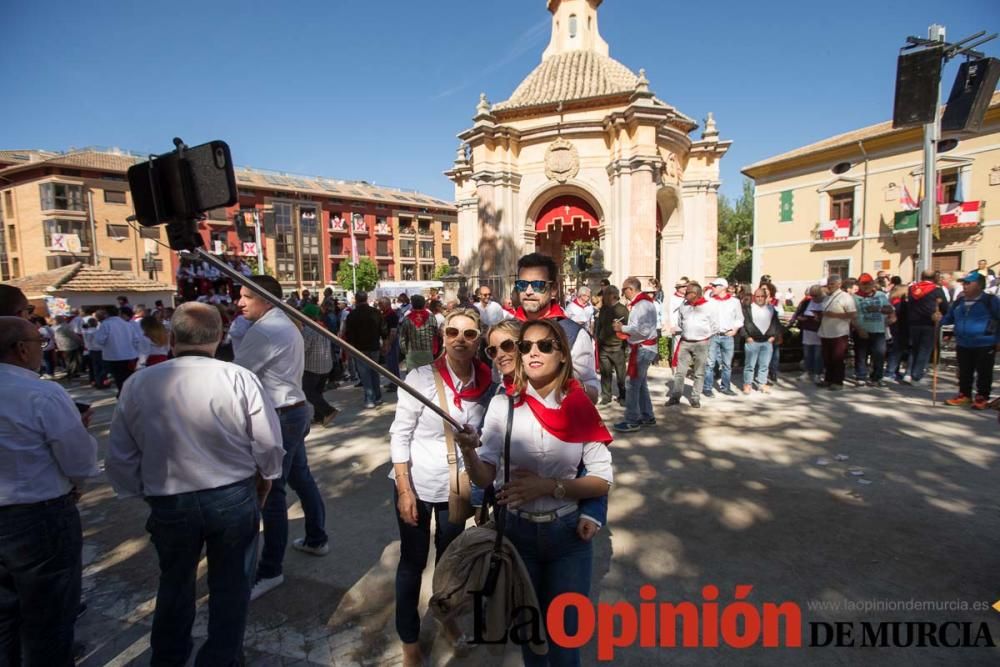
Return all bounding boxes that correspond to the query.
[445,327,480,341]
[517,338,561,355]
[513,279,551,293]
[486,339,516,359]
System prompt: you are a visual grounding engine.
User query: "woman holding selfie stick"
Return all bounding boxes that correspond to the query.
[456,319,613,667]
[388,307,495,666]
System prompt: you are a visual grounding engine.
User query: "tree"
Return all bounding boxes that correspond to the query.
[336,257,379,293]
[432,263,451,279]
[717,178,754,283]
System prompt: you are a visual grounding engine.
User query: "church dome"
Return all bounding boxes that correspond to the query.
[493,49,640,112]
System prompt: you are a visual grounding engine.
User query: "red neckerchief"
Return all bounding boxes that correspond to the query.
[502,306,516,315]
[711,293,732,301]
[909,281,937,300]
[406,308,430,328]
[514,302,568,322]
[687,297,708,307]
[625,292,657,377]
[573,298,590,309]
[629,292,654,309]
[433,357,492,409]
[506,379,613,445]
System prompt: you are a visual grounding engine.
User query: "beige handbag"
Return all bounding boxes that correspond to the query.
[432,367,475,525]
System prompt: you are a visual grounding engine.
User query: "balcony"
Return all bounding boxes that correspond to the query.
[330,216,349,234]
[417,225,433,238]
[892,202,982,236]
[375,222,392,236]
[398,226,415,238]
[813,219,859,245]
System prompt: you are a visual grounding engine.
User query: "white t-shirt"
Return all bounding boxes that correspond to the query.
[818,290,856,339]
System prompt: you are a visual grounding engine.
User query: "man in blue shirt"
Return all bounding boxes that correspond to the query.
[940,271,1000,409]
[852,273,893,387]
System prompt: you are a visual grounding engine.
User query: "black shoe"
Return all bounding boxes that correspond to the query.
[690,398,701,408]
[720,388,738,396]
[667,396,681,406]
[702,390,714,398]
[599,397,612,405]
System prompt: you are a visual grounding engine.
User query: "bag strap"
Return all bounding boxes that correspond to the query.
[431,367,460,491]
[481,395,514,598]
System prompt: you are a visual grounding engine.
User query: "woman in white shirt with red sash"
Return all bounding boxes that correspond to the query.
[458,318,613,667]
[389,307,495,666]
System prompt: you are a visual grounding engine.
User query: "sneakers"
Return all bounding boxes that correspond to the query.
[638,418,657,428]
[972,395,989,410]
[292,538,330,556]
[910,376,926,386]
[689,398,701,408]
[871,380,888,388]
[945,393,971,406]
[364,402,376,409]
[797,372,811,382]
[322,408,339,428]
[613,421,640,433]
[720,388,738,397]
[702,389,715,398]
[599,396,612,405]
[900,375,913,385]
[666,396,681,406]
[250,575,284,601]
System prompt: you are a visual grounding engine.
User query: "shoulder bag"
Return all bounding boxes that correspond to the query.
[432,366,475,525]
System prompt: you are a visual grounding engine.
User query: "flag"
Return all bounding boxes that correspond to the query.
[936,170,944,204]
[893,210,919,232]
[350,233,359,264]
[819,218,851,240]
[900,182,918,211]
[938,201,981,228]
[779,191,793,222]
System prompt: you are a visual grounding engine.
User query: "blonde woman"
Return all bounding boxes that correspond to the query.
[389,307,495,665]
[457,319,613,666]
[485,319,521,386]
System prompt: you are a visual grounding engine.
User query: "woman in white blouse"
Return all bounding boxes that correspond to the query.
[457,318,613,667]
[389,307,495,666]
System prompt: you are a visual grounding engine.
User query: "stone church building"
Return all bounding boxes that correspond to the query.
[446,0,730,292]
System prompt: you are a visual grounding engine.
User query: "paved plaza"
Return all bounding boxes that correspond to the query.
[72,364,999,666]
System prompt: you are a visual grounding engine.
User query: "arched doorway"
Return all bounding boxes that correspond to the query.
[534,194,600,287]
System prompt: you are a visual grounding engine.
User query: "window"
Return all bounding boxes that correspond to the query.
[101,173,127,182]
[104,190,127,204]
[399,217,414,235]
[40,182,84,211]
[46,255,79,270]
[0,224,8,281]
[401,264,416,281]
[420,263,435,280]
[378,267,390,281]
[139,226,160,239]
[400,239,415,258]
[377,240,391,256]
[442,244,451,258]
[107,223,130,238]
[109,258,132,272]
[569,14,578,38]
[44,219,91,248]
[417,220,432,236]
[273,202,296,282]
[207,207,228,221]
[7,225,16,252]
[941,170,959,203]
[11,257,20,278]
[238,189,256,198]
[824,259,850,280]
[829,190,854,221]
[441,221,451,241]
[4,191,13,218]
[419,240,434,259]
[300,207,320,282]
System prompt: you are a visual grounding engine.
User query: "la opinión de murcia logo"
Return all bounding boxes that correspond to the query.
[469,585,999,660]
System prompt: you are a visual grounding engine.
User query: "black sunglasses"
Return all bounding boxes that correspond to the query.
[513,279,551,293]
[485,339,516,359]
[445,327,480,341]
[517,338,561,355]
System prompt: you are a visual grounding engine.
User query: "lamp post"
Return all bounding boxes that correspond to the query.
[350,213,360,294]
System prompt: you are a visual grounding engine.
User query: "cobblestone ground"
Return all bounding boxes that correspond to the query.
[70,359,1000,666]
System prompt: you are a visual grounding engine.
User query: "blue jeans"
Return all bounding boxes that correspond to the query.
[703,335,735,392]
[803,343,823,376]
[907,325,936,381]
[743,340,773,387]
[853,332,887,381]
[384,340,400,379]
[0,494,81,667]
[886,339,908,381]
[357,350,383,404]
[624,345,657,424]
[769,343,781,381]
[392,487,465,643]
[505,509,592,667]
[258,404,327,579]
[145,478,260,667]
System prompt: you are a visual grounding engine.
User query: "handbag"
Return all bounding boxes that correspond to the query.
[432,366,475,526]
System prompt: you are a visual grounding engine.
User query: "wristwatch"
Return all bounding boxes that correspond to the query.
[553,479,567,500]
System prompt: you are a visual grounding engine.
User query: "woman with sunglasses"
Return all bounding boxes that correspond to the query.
[485,319,522,384]
[388,307,496,666]
[457,319,613,666]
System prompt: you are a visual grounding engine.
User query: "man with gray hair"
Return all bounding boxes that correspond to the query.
[107,302,284,665]
[0,316,98,665]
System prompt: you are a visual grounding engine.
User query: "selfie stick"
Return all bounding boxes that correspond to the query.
[190,248,462,430]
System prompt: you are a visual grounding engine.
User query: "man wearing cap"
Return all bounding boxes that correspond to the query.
[939,271,1000,409]
[852,274,894,387]
[703,278,743,397]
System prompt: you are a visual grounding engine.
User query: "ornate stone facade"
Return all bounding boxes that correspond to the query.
[446,0,730,292]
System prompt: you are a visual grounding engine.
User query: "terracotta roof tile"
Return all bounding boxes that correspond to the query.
[494,50,639,111]
[3,263,172,297]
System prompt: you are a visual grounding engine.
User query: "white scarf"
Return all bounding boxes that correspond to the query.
[751,303,774,335]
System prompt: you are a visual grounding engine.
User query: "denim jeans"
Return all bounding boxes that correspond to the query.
[0,494,82,667]
[907,325,936,381]
[803,343,823,377]
[703,334,735,392]
[505,509,593,667]
[886,339,908,381]
[357,350,382,404]
[145,478,260,667]
[743,340,773,387]
[624,345,657,423]
[259,404,327,578]
[853,332,887,381]
[384,340,400,379]
[769,342,781,381]
[392,487,465,643]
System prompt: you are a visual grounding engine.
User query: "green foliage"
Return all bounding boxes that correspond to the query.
[336,257,379,292]
[432,263,451,279]
[717,179,754,284]
[243,256,273,277]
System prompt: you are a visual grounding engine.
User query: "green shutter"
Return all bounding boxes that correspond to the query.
[779,190,794,222]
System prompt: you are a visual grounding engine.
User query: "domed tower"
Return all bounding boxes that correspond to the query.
[446,0,730,294]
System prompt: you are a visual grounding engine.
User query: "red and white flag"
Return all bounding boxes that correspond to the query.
[938,201,980,228]
[900,183,918,211]
[820,218,852,240]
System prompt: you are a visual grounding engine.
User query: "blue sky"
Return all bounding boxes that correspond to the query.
[4,0,997,203]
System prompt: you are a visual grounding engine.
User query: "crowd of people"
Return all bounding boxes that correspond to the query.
[0,250,996,666]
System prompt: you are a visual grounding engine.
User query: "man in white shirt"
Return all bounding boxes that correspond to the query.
[666,277,689,352]
[472,285,509,328]
[565,285,595,333]
[235,275,328,599]
[107,303,283,666]
[0,316,99,666]
[668,282,719,408]
[94,305,142,396]
[703,278,744,397]
[818,275,859,390]
[612,277,659,432]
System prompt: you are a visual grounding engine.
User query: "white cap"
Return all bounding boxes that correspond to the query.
[710,277,729,289]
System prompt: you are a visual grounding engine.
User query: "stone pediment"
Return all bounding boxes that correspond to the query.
[818,176,862,192]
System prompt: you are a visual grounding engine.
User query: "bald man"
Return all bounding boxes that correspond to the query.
[0,316,99,665]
